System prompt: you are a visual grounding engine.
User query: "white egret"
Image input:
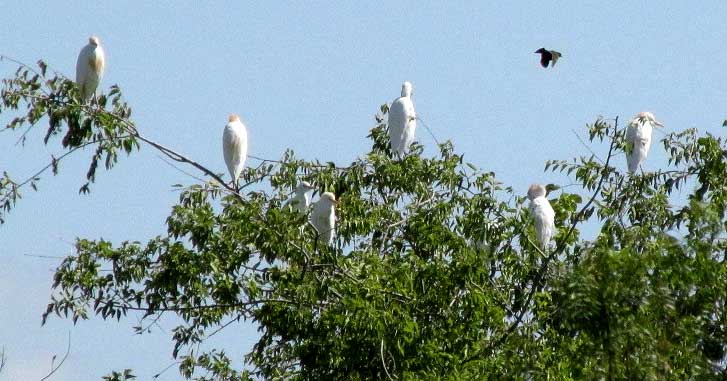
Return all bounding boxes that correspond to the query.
[527,184,555,249]
[311,192,337,246]
[625,111,663,173]
[388,81,417,157]
[285,181,315,213]
[222,114,248,188]
[75,36,106,101]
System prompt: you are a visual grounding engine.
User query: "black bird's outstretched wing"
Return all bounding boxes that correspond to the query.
[549,51,562,67]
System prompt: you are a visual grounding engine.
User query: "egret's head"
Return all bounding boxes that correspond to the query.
[635,111,663,127]
[228,114,240,123]
[527,183,546,200]
[89,36,101,46]
[320,192,338,206]
[401,81,413,98]
[534,48,547,54]
[297,181,315,192]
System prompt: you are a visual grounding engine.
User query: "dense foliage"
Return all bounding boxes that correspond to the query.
[2,59,727,380]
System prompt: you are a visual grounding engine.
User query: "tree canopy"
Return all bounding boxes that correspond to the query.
[2,59,727,380]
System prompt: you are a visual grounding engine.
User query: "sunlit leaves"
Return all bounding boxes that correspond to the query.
[39,109,727,379]
[0,59,140,223]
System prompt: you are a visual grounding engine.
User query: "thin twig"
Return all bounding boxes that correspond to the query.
[23,254,66,259]
[40,331,71,381]
[249,154,351,170]
[14,122,35,146]
[136,311,166,334]
[0,55,42,78]
[156,155,208,184]
[7,136,131,194]
[381,338,396,381]
[205,314,243,339]
[153,361,182,379]
[571,129,605,164]
[132,133,239,196]
[416,114,441,146]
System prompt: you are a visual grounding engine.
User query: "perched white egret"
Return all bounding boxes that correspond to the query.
[625,111,663,173]
[311,192,337,246]
[222,114,248,187]
[388,81,417,157]
[285,181,316,213]
[527,184,555,249]
[75,36,106,101]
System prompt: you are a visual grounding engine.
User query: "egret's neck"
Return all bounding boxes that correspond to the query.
[302,191,311,204]
[296,189,312,204]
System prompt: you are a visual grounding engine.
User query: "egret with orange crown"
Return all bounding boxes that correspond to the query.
[222,114,248,188]
[76,36,106,101]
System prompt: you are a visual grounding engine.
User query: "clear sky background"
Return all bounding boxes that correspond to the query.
[1,1,727,379]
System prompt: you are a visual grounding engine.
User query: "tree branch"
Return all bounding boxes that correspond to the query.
[381,338,396,381]
[40,331,70,381]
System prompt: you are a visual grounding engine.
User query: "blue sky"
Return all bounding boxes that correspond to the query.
[2,1,727,379]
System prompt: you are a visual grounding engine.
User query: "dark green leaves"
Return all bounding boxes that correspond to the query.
[38,112,727,379]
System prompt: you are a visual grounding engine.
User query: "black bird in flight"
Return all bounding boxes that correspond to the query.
[535,48,562,68]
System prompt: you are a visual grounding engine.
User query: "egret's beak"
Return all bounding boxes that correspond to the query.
[654,120,664,128]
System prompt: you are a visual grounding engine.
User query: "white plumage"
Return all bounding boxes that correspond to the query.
[625,111,663,173]
[222,114,248,187]
[527,184,555,249]
[311,192,337,246]
[75,36,106,101]
[387,81,417,157]
[285,181,315,213]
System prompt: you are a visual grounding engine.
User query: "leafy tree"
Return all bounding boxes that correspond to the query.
[2,58,727,380]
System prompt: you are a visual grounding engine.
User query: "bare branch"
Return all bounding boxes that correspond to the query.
[15,136,132,190]
[155,154,208,184]
[415,114,441,146]
[381,338,396,381]
[40,331,70,381]
[571,129,605,164]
